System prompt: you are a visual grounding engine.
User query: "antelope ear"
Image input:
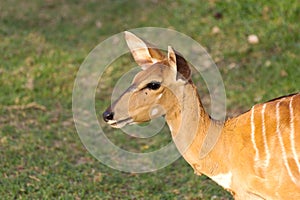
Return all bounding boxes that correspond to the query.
[167,46,177,71]
[124,31,165,70]
[167,46,191,81]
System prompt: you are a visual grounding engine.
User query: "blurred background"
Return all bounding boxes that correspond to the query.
[1,0,299,199]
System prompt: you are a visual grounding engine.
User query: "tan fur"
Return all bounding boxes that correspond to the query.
[103,32,300,199]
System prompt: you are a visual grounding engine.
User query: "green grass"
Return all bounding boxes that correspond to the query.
[1,0,299,199]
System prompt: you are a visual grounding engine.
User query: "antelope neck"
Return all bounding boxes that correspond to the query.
[164,82,228,176]
[165,83,209,138]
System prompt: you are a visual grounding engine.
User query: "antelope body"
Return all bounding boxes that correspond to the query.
[103,32,300,199]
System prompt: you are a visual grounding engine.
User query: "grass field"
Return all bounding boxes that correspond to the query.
[1,0,299,199]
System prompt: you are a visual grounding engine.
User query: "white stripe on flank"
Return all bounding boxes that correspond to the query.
[276,100,298,184]
[261,104,270,168]
[289,96,300,174]
[251,106,260,164]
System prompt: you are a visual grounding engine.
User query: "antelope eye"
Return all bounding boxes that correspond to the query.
[146,82,161,90]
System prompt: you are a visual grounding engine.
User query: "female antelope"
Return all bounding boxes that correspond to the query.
[103,32,300,199]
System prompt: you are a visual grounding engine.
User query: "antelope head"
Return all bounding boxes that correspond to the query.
[103,31,191,128]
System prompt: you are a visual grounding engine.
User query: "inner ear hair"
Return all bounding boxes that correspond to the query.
[147,44,165,61]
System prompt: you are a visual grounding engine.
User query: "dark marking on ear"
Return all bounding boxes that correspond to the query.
[175,52,191,81]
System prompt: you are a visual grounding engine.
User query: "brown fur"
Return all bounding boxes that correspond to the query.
[103,32,300,199]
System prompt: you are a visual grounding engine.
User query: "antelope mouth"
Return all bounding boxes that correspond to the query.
[107,117,134,128]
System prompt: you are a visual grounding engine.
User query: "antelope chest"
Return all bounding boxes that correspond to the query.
[210,172,233,189]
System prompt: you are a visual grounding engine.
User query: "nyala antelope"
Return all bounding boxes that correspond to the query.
[103,31,300,199]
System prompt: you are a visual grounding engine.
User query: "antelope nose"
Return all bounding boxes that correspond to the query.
[103,110,114,122]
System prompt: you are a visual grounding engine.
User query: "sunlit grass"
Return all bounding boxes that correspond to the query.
[0,0,299,199]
